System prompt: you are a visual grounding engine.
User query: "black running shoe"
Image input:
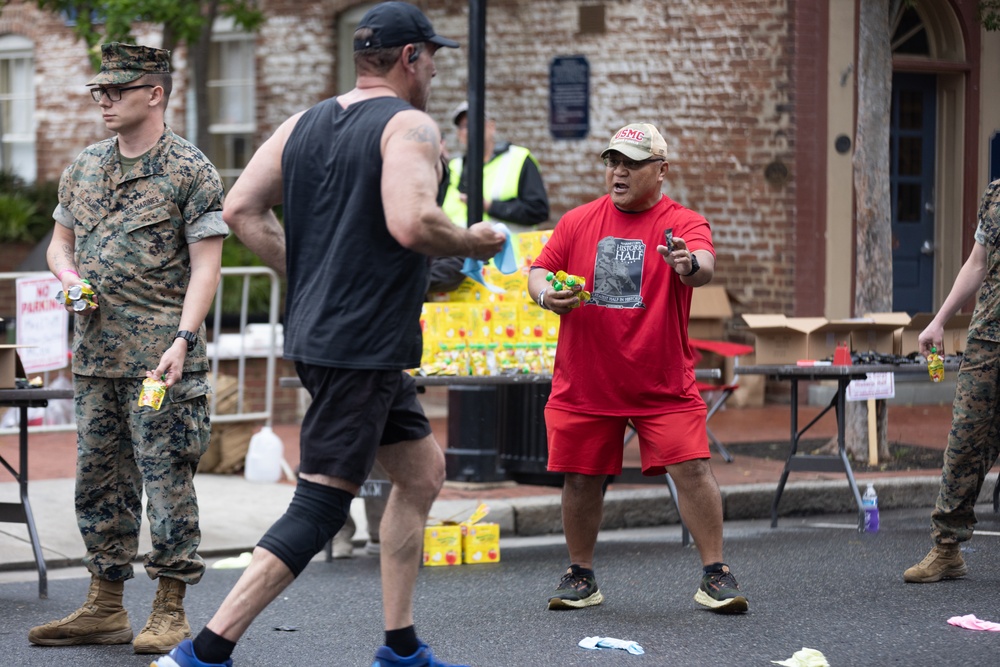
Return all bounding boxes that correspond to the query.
[694,565,748,613]
[547,564,604,610]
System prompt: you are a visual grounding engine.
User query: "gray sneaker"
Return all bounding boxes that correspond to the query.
[547,565,604,610]
[694,565,749,613]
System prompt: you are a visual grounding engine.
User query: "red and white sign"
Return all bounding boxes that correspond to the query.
[15,275,69,373]
[846,372,895,401]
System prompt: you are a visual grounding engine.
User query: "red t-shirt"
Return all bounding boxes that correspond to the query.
[534,194,714,415]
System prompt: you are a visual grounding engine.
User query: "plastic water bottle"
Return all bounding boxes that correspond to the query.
[244,426,284,483]
[862,483,879,533]
[927,346,945,383]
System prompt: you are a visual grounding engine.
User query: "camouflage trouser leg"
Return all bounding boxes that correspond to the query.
[930,338,1000,544]
[75,375,144,582]
[75,373,212,584]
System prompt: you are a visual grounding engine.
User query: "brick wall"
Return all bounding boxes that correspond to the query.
[5,0,801,323]
[215,357,301,424]
[0,2,188,183]
[423,0,798,325]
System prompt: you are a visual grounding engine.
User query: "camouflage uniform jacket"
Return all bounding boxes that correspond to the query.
[970,179,1000,343]
[53,126,227,378]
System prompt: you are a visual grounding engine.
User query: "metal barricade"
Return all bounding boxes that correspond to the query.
[0,267,282,436]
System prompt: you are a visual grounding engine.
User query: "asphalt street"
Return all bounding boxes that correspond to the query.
[2,506,1000,666]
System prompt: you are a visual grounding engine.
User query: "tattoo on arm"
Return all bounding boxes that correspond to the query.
[60,242,75,268]
[403,123,438,146]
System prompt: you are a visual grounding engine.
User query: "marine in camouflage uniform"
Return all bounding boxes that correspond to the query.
[30,43,227,653]
[904,179,1000,584]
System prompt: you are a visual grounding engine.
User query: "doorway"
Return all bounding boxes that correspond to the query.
[890,72,937,315]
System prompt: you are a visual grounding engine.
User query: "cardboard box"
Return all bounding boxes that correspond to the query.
[740,314,827,364]
[688,285,733,339]
[543,310,560,343]
[485,302,520,344]
[741,314,913,364]
[496,270,529,302]
[0,345,27,389]
[422,524,462,566]
[462,522,500,564]
[858,312,912,355]
[516,230,552,267]
[438,303,475,343]
[424,503,500,566]
[900,313,972,355]
[517,302,547,344]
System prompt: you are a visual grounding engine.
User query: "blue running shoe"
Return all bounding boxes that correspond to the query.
[372,642,469,667]
[150,638,233,667]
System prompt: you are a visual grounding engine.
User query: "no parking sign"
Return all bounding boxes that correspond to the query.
[845,372,895,401]
[15,275,69,373]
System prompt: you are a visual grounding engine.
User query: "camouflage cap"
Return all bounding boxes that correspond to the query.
[87,43,171,86]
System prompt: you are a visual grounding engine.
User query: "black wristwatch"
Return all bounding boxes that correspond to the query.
[685,253,701,277]
[175,330,197,352]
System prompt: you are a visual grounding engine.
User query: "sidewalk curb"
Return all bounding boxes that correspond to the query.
[4,474,996,573]
[408,474,995,539]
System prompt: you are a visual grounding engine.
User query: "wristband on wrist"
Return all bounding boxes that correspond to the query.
[58,269,80,281]
[537,287,549,310]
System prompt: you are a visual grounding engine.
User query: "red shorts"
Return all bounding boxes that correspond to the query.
[545,406,710,477]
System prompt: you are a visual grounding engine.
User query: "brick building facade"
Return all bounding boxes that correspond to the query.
[3,0,999,333]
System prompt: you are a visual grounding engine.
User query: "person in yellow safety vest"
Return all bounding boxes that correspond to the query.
[442,100,550,234]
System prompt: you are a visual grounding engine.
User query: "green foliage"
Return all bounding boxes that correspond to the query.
[217,234,278,316]
[35,1,265,69]
[0,173,59,243]
[0,192,37,241]
[980,1,1000,31]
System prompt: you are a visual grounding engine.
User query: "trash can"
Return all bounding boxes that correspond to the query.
[496,382,563,487]
[444,385,506,483]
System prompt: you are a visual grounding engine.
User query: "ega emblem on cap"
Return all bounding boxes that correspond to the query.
[87,42,171,87]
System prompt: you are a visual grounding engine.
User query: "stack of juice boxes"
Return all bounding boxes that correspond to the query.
[423,503,500,566]
[413,231,561,376]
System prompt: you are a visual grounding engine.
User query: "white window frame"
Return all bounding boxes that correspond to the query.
[207,17,255,185]
[0,35,36,183]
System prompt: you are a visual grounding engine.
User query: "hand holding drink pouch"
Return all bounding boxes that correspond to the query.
[137,377,167,410]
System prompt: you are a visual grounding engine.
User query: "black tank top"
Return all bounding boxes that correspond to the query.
[281,96,427,369]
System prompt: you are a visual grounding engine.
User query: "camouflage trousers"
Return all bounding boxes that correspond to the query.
[73,372,212,583]
[931,338,1000,544]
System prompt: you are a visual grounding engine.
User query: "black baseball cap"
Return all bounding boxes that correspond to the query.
[354,2,460,51]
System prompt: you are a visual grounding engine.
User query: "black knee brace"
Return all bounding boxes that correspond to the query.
[257,478,354,577]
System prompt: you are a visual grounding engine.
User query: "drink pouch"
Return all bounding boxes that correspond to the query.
[137,377,167,410]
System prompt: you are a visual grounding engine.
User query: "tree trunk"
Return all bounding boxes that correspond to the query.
[191,0,221,151]
[848,0,894,462]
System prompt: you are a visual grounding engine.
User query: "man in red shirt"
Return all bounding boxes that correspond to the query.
[528,122,748,614]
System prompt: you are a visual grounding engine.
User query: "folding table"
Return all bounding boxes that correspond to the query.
[738,364,952,531]
[0,387,75,598]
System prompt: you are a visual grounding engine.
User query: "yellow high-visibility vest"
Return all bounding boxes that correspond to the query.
[442,145,536,227]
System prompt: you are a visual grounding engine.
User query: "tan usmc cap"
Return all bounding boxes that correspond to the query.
[601,123,668,161]
[87,43,171,86]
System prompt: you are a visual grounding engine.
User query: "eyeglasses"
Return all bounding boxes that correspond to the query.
[90,85,154,103]
[602,156,665,170]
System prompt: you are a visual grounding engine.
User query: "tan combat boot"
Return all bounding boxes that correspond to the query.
[28,575,133,646]
[903,544,968,583]
[133,577,191,654]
